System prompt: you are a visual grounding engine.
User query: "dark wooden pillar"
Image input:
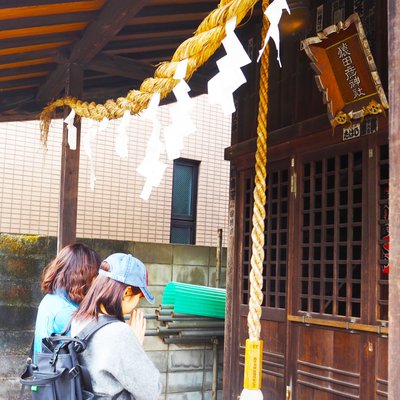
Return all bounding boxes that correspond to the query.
[222,165,238,400]
[57,63,83,252]
[388,1,399,399]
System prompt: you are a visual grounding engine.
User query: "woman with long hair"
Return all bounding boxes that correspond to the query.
[33,243,100,355]
[71,253,161,399]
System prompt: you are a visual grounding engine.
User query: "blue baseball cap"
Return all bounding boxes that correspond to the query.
[99,253,155,304]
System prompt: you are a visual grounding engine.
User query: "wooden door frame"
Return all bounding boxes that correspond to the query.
[224,119,389,399]
[287,127,388,399]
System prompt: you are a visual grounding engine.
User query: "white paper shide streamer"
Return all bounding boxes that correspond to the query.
[137,93,167,201]
[64,109,77,150]
[164,59,195,161]
[99,116,109,132]
[115,110,131,159]
[257,0,291,66]
[82,119,98,191]
[208,16,251,115]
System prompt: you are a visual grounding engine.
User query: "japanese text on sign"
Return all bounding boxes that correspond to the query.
[337,42,366,99]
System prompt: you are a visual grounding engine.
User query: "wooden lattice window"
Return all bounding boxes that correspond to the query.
[378,143,389,321]
[242,176,253,305]
[300,151,363,318]
[241,168,289,308]
[265,169,289,309]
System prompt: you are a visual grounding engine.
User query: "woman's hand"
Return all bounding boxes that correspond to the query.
[128,308,146,345]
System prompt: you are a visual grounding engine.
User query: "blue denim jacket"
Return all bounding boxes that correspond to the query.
[33,289,78,357]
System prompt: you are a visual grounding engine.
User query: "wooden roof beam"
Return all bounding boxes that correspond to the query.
[128,12,210,26]
[114,28,195,42]
[0,91,35,113]
[55,48,209,95]
[0,22,87,41]
[54,51,208,95]
[36,0,146,102]
[0,76,45,90]
[86,53,156,81]
[148,0,217,4]
[85,53,207,94]
[104,42,181,56]
[0,1,105,21]
[0,57,55,70]
[0,41,72,57]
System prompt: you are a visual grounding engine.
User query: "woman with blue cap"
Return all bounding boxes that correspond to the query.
[71,253,161,399]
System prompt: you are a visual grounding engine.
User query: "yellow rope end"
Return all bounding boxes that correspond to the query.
[243,338,263,390]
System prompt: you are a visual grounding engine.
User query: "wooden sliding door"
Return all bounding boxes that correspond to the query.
[225,130,388,400]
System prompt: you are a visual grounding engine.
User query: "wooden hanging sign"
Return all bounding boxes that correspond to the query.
[301,13,388,127]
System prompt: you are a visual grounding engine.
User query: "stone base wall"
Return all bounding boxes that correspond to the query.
[0,234,226,400]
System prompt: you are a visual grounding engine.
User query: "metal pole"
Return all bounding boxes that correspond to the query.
[167,321,225,329]
[212,229,223,400]
[216,228,223,289]
[180,330,224,337]
[212,337,219,400]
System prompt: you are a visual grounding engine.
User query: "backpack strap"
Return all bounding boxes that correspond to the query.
[72,316,118,393]
[75,315,118,342]
[50,315,118,347]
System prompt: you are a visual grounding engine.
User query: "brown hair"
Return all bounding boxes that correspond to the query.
[74,262,142,322]
[41,243,100,304]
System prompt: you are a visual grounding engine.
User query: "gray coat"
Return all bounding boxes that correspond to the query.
[71,318,161,399]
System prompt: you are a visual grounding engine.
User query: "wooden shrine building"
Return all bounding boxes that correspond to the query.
[223,1,398,399]
[0,1,399,399]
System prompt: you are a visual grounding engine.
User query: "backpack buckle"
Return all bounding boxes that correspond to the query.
[69,366,80,379]
[49,345,61,366]
[73,338,87,353]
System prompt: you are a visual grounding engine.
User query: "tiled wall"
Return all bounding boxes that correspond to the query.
[0,95,230,246]
[0,234,226,399]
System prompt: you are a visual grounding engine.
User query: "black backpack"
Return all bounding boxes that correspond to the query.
[20,316,117,400]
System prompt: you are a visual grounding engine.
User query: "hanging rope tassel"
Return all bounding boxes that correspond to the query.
[240,0,269,398]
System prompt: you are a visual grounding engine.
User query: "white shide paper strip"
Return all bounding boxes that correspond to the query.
[64,109,77,150]
[163,59,195,161]
[115,110,131,159]
[82,119,98,191]
[257,0,291,66]
[137,93,168,201]
[208,16,251,115]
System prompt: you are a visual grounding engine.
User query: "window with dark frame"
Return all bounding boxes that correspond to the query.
[170,158,199,245]
[240,140,389,322]
[241,168,289,308]
[300,151,363,318]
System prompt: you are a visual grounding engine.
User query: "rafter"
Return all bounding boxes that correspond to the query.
[86,53,155,81]
[0,91,35,113]
[36,0,146,102]
[0,1,105,21]
[85,53,207,93]
[129,12,210,26]
[0,41,72,57]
